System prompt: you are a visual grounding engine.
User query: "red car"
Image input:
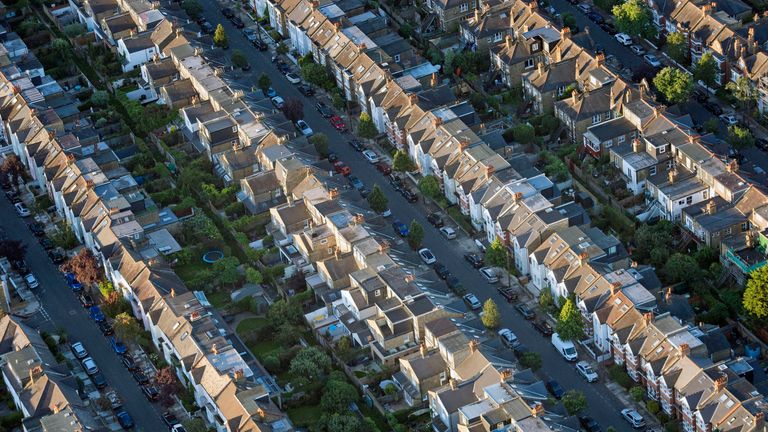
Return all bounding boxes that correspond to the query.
[329,115,346,131]
[333,161,351,176]
[376,162,392,175]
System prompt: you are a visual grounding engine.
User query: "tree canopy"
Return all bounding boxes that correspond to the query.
[257,73,271,92]
[486,239,508,268]
[392,150,415,172]
[729,125,755,150]
[300,62,332,88]
[320,379,359,413]
[213,24,228,48]
[0,240,26,262]
[693,52,718,88]
[613,0,656,39]
[512,123,535,144]
[556,298,584,341]
[408,220,424,249]
[289,346,331,382]
[653,67,693,104]
[663,253,703,285]
[563,390,588,415]
[113,312,143,343]
[366,184,388,214]
[231,50,248,68]
[519,351,542,371]
[309,133,329,157]
[281,98,304,123]
[181,0,203,19]
[418,175,441,199]
[61,248,103,285]
[744,265,768,318]
[357,112,377,139]
[727,76,757,110]
[481,298,501,329]
[664,32,688,64]
[1,155,25,189]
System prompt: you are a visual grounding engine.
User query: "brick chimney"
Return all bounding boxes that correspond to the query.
[505,34,513,49]
[596,52,605,66]
[486,165,495,177]
[631,261,638,268]
[449,378,457,390]
[29,365,43,384]
[513,192,523,202]
[571,90,579,104]
[234,368,245,381]
[643,312,653,325]
[459,138,471,151]
[632,138,643,153]
[561,27,571,39]
[715,373,727,391]
[170,288,175,298]
[579,252,589,266]
[726,159,738,173]
[409,93,419,106]
[668,169,677,184]
[212,343,218,354]
[311,0,318,9]
[702,2,712,14]
[431,73,438,87]
[531,402,545,417]
[334,21,341,33]
[433,116,443,127]
[706,199,717,215]
[329,188,339,200]
[500,369,512,382]
[405,274,415,283]
[610,281,621,295]
[474,8,480,22]
[468,339,479,353]
[378,240,390,254]
[358,43,367,54]
[420,343,428,358]
[537,62,544,76]
[678,343,690,357]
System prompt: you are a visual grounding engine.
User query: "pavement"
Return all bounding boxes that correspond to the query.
[0,194,167,431]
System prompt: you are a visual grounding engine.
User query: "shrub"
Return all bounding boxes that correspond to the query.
[262,355,281,373]
[630,386,645,402]
[646,400,660,415]
[609,364,633,389]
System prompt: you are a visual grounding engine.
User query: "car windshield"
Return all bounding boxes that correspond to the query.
[565,347,576,355]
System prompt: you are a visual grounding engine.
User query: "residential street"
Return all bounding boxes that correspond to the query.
[196,3,636,428]
[0,197,166,431]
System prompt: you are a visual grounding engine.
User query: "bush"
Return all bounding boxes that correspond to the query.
[609,364,633,389]
[630,386,645,402]
[646,400,660,415]
[263,355,281,373]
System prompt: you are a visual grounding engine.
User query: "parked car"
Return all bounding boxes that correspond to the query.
[497,286,518,303]
[12,259,27,275]
[388,174,403,192]
[692,88,708,103]
[200,21,214,34]
[576,3,591,13]
[89,306,106,322]
[446,275,464,294]
[252,38,268,51]
[433,262,450,279]
[82,357,99,375]
[110,337,128,355]
[143,385,160,401]
[621,409,646,428]
[361,150,379,164]
[418,248,437,264]
[587,11,604,23]
[599,22,616,34]
[349,139,365,151]
[39,237,54,250]
[107,391,123,410]
[14,202,30,217]
[265,87,277,98]
[464,253,484,268]
[498,328,519,348]
[316,102,333,117]
[392,220,409,237]
[162,412,180,428]
[546,380,565,399]
[329,115,346,131]
[629,44,646,56]
[720,114,739,126]
[295,119,313,136]
[479,267,499,284]
[230,16,244,28]
[401,189,418,203]
[297,84,314,96]
[220,7,234,17]
[48,249,65,264]
[551,333,578,361]
[79,293,94,308]
[333,162,351,176]
[347,175,363,190]
[463,293,482,310]
[614,32,632,46]
[24,273,39,289]
[578,415,603,432]
[375,162,392,175]
[65,273,83,291]
[576,361,599,382]
[644,54,661,67]
[425,212,443,227]
[98,321,114,336]
[533,320,553,336]
[28,222,45,236]
[132,371,149,385]
[92,372,108,389]
[270,96,285,109]
[515,303,536,320]
[122,354,137,370]
[704,101,723,115]
[115,410,134,429]
[439,227,457,239]
[285,72,301,84]
[70,342,88,359]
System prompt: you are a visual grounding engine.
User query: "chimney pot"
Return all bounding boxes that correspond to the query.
[468,339,479,353]
[679,343,690,357]
[531,402,545,417]
[643,312,653,325]
[449,378,457,390]
[420,343,428,358]
[668,169,677,184]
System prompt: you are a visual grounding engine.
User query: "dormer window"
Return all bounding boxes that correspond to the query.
[460,3,468,12]
[557,85,566,96]
[531,42,540,51]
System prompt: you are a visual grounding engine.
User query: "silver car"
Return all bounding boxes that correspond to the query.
[576,361,599,382]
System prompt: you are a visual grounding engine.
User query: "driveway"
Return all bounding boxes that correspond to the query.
[0,196,167,431]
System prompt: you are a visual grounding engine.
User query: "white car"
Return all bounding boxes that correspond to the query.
[479,267,499,284]
[14,203,30,217]
[629,44,646,56]
[24,273,39,289]
[614,33,632,46]
[576,3,591,13]
[418,248,437,264]
[576,361,599,382]
[285,72,301,84]
[379,208,392,217]
[644,54,661,67]
[270,96,285,109]
[81,357,99,375]
[295,120,313,136]
[361,150,379,164]
[498,328,519,348]
[720,114,739,126]
[439,227,457,240]
[621,409,646,428]
[70,342,88,359]
[463,293,482,310]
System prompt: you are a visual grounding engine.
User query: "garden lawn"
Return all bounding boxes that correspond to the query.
[205,291,230,309]
[236,317,282,363]
[287,405,323,427]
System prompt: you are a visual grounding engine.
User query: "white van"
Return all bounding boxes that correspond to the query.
[551,333,578,361]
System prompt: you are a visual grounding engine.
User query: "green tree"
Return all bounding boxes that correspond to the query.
[519,351,542,371]
[392,150,415,172]
[257,73,271,92]
[61,248,103,285]
[320,379,359,413]
[693,52,718,88]
[407,220,424,249]
[289,346,331,382]
[113,312,143,343]
[366,184,388,214]
[418,175,441,199]
[512,123,535,144]
[630,386,645,402]
[481,298,501,329]
[63,22,85,37]
[231,49,248,68]
[301,62,331,88]
[90,90,109,107]
[322,414,363,432]
[744,265,768,318]
[486,238,508,268]
[729,125,755,149]
[562,13,577,31]
[181,0,203,19]
[357,112,377,140]
[633,221,674,263]
[276,42,289,55]
[613,0,656,38]
[562,390,588,415]
[538,289,554,312]
[309,133,329,157]
[664,253,703,285]
[556,298,584,341]
[727,76,757,111]
[664,32,688,64]
[653,67,693,104]
[245,267,263,285]
[704,117,719,134]
[213,24,228,48]
[212,256,240,287]
[332,91,346,110]
[182,418,207,432]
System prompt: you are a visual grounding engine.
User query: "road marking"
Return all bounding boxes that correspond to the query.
[39,307,51,321]
[68,309,78,316]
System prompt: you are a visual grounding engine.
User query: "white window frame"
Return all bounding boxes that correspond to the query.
[617,135,625,144]
[592,114,601,124]
[525,58,535,69]
[649,166,657,176]
[460,3,468,12]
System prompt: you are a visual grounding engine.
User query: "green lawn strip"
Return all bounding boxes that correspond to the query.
[286,405,323,427]
[205,291,230,309]
[236,317,268,334]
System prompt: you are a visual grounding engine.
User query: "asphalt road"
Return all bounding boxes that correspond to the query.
[195,4,637,429]
[0,197,166,431]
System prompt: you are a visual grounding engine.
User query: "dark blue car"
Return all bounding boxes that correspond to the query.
[116,411,134,429]
[547,379,565,399]
[65,273,83,291]
[392,220,409,237]
[347,175,364,190]
[89,306,105,323]
[110,337,127,355]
